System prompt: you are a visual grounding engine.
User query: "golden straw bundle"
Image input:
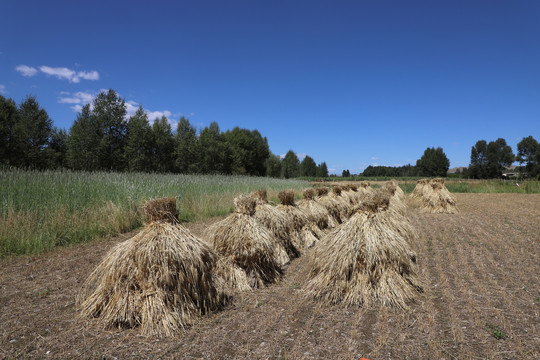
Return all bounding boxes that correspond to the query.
[420,181,458,214]
[251,189,299,260]
[204,195,283,288]
[78,197,226,337]
[297,188,331,232]
[276,190,317,250]
[305,193,422,309]
[411,179,430,199]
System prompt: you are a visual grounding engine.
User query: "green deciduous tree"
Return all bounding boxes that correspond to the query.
[13,96,53,168]
[124,106,153,172]
[516,135,540,177]
[224,127,270,176]
[198,122,231,174]
[67,104,101,170]
[93,89,128,171]
[299,155,317,177]
[485,138,514,178]
[316,162,328,177]
[416,147,450,177]
[469,140,488,179]
[175,117,199,174]
[45,127,68,169]
[0,95,19,166]
[281,150,299,178]
[151,116,175,173]
[265,153,282,178]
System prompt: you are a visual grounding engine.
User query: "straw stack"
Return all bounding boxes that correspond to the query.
[305,191,422,309]
[276,190,317,250]
[204,195,283,288]
[78,197,226,337]
[251,189,299,260]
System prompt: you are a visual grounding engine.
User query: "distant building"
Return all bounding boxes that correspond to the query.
[447,166,468,174]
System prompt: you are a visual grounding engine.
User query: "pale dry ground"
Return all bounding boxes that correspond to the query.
[0,194,538,359]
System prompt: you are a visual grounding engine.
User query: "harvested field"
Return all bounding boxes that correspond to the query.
[1,194,539,359]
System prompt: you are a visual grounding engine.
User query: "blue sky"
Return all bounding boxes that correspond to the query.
[1,0,539,174]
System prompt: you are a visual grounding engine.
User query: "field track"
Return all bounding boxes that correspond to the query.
[1,193,538,359]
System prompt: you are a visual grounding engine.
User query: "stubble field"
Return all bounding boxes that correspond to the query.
[1,193,538,359]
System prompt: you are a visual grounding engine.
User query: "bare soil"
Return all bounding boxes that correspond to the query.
[1,194,539,359]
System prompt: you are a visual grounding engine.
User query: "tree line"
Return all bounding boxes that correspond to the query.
[360,147,450,178]
[358,137,539,179]
[468,137,539,179]
[0,90,328,178]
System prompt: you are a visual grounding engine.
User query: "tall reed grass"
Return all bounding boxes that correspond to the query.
[0,169,307,256]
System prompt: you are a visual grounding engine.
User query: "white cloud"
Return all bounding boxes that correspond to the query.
[146,110,173,122]
[0,84,6,94]
[40,66,77,82]
[371,156,378,160]
[78,70,99,81]
[58,91,96,112]
[15,65,38,77]
[39,66,99,83]
[146,109,179,129]
[372,162,379,166]
[125,100,139,118]
[59,91,95,105]
[71,104,83,112]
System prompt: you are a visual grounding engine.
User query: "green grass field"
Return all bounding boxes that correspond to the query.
[0,169,307,256]
[399,180,540,194]
[2,169,538,257]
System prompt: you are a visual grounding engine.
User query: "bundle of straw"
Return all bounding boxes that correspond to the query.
[382,181,407,215]
[251,189,299,260]
[420,181,458,214]
[204,195,283,288]
[411,179,430,199]
[317,185,349,223]
[298,188,329,229]
[78,197,226,337]
[342,183,361,206]
[276,190,317,250]
[315,187,339,228]
[305,192,422,309]
[297,188,329,237]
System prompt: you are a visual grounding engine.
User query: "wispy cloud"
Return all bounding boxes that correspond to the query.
[15,65,38,77]
[58,91,96,111]
[371,156,378,160]
[0,84,6,94]
[40,66,99,83]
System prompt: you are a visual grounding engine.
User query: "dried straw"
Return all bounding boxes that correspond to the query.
[276,190,317,249]
[297,188,331,231]
[341,183,361,206]
[420,182,458,214]
[329,185,351,221]
[204,195,283,288]
[382,181,407,215]
[305,193,422,309]
[411,179,430,199]
[78,197,226,337]
[251,190,299,261]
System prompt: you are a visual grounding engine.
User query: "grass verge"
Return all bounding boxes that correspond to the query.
[0,169,307,256]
